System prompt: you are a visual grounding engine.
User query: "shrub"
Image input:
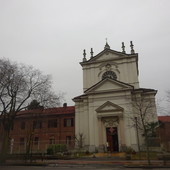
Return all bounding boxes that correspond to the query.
[120,145,136,154]
[85,150,90,155]
[47,144,67,155]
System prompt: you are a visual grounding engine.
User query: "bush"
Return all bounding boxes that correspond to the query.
[47,144,67,155]
[120,145,136,154]
[85,150,90,155]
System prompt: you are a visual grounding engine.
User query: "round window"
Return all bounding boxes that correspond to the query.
[102,71,117,80]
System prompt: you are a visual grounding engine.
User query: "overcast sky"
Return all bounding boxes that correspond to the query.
[0,0,170,109]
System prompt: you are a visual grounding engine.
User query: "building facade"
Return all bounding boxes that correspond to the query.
[9,104,75,154]
[0,42,159,154]
[158,116,170,152]
[73,42,158,152]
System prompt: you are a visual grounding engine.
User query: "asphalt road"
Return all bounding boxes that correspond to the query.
[1,165,170,170]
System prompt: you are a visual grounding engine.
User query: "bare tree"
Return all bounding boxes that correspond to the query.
[25,111,43,162]
[166,90,170,115]
[74,133,85,150]
[0,58,62,163]
[130,93,158,165]
[22,100,44,162]
[167,91,170,102]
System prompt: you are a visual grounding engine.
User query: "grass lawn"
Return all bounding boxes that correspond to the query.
[131,151,161,160]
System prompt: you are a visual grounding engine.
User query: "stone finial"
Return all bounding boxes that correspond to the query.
[83,49,87,62]
[130,41,135,54]
[121,42,126,53]
[104,38,110,49]
[90,48,94,58]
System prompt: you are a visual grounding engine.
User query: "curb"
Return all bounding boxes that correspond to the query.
[0,163,48,166]
[124,165,170,169]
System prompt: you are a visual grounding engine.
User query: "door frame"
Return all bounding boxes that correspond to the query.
[106,127,119,152]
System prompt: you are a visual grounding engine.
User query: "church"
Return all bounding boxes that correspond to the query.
[2,41,158,154]
[73,41,158,152]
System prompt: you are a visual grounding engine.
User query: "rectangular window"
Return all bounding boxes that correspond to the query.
[11,123,14,130]
[49,136,55,144]
[64,118,74,127]
[33,121,42,129]
[20,137,25,145]
[20,121,25,129]
[34,137,39,145]
[66,136,71,145]
[48,119,57,128]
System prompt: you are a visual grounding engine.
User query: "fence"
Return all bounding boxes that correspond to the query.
[10,139,75,154]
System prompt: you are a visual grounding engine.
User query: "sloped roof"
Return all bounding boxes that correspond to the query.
[16,106,75,118]
[158,116,170,123]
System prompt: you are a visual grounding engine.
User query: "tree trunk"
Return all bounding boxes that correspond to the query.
[0,129,10,163]
[25,133,33,162]
[145,136,151,165]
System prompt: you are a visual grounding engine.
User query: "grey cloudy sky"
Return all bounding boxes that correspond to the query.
[0,0,170,107]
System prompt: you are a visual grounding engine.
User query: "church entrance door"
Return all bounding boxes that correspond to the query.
[106,127,119,152]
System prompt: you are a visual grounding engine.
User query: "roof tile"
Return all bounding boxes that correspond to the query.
[158,116,170,122]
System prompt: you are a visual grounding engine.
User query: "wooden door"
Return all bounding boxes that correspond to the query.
[106,127,119,152]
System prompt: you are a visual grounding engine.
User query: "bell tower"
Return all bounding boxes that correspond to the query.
[73,41,157,153]
[80,41,139,92]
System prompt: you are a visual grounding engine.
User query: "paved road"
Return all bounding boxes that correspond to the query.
[1,165,170,170]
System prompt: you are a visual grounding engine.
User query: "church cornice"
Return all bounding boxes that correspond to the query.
[132,88,157,96]
[73,87,157,101]
[80,48,138,66]
[72,94,87,102]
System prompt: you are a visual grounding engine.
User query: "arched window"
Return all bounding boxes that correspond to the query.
[102,71,117,80]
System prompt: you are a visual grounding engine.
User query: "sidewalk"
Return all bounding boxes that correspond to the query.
[46,158,170,166]
[4,157,170,168]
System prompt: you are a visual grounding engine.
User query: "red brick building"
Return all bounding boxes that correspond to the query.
[9,104,75,154]
[158,116,170,152]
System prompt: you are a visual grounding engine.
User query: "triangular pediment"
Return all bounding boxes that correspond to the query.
[96,101,124,118]
[88,49,128,62]
[85,78,133,94]
[96,101,124,113]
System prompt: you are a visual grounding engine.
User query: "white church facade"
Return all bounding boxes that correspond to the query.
[73,42,157,152]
